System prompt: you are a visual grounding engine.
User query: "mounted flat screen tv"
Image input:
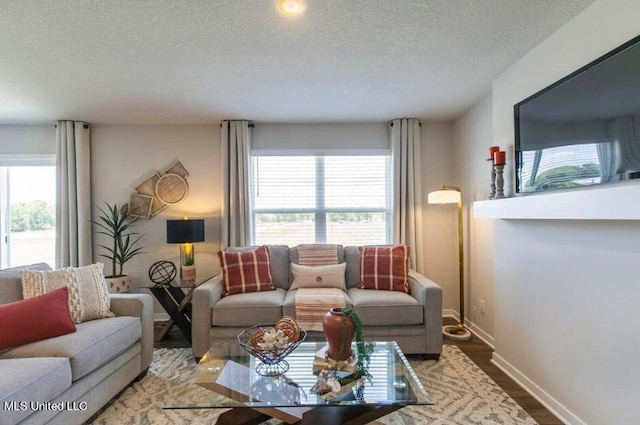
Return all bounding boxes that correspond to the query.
[514,34,640,194]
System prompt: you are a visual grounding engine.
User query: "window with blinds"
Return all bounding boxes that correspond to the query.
[250,155,391,246]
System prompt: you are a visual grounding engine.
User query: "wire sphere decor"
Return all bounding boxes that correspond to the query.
[148,261,177,286]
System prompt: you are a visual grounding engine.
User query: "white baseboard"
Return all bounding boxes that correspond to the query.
[442,310,495,349]
[466,320,495,348]
[492,352,586,425]
[442,309,457,318]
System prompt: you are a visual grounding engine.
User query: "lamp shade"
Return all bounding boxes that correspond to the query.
[427,189,461,204]
[166,219,205,244]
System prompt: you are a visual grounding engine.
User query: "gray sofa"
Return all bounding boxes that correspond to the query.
[193,245,443,360]
[0,263,154,425]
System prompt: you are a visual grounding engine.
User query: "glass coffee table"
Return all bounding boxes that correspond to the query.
[166,341,432,424]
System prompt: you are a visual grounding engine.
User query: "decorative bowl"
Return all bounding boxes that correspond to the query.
[238,324,307,376]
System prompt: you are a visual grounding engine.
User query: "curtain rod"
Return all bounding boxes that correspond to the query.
[54,124,89,129]
[220,122,255,128]
[389,121,422,127]
[218,122,421,128]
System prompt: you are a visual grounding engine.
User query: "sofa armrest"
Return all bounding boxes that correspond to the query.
[192,275,224,358]
[408,270,443,355]
[110,293,154,371]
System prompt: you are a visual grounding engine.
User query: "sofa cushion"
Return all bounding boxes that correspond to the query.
[344,246,362,289]
[290,263,347,291]
[282,289,353,319]
[0,287,76,351]
[219,245,276,296]
[0,262,52,305]
[0,357,71,425]
[212,288,287,327]
[347,288,423,326]
[21,263,114,323]
[358,245,410,293]
[0,316,140,382]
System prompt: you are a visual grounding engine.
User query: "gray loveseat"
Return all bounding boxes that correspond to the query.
[192,245,443,360]
[0,263,154,425]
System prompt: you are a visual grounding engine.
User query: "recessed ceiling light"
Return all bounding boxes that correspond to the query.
[276,0,305,16]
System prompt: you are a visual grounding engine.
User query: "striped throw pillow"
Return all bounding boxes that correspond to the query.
[218,245,275,296]
[358,245,410,293]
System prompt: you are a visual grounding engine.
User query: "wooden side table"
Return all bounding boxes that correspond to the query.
[147,284,197,343]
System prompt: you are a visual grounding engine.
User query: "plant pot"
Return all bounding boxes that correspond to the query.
[105,275,131,293]
[322,307,355,361]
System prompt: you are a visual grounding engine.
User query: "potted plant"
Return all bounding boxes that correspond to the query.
[93,202,145,293]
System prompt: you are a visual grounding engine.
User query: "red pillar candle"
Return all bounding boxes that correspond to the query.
[489,146,500,160]
[494,150,506,165]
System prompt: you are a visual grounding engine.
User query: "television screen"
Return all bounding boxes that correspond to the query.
[514,34,640,194]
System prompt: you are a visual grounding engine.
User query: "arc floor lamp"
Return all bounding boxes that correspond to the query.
[427,185,472,341]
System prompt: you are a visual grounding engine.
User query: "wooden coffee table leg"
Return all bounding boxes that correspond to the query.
[297,404,401,425]
[215,408,272,425]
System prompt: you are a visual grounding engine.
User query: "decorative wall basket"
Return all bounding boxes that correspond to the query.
[155,173,188,205]
[128,193,154,219]
[127,160,191,219]
[135,172,167,216]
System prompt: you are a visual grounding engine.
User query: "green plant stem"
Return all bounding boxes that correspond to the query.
[337,306,374,378]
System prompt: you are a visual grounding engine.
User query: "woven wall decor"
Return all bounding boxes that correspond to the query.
[155,173,188,205]
[134,172,168,216]
[127,160,191,219]
[128,193,154,219]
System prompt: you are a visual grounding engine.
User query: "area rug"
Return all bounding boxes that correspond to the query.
[89,345,537,424]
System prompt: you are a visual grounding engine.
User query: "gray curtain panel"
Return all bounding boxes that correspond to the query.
[55,120,92,268]
[390,118,423,273]
[221,120,251,247]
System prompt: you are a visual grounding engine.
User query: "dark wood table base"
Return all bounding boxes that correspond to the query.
[215,404,402,425]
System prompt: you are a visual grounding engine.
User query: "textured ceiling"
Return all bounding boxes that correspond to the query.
[0,0,594,125]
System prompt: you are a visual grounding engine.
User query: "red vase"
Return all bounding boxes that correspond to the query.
[322,307,355,361]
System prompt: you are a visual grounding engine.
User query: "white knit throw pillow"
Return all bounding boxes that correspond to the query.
[21,263,114,323]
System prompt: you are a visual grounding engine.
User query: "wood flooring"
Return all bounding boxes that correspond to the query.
[156,320,563,425]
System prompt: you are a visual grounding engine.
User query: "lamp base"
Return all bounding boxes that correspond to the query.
[443,324,471,341]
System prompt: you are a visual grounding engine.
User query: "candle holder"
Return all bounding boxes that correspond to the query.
[494,164,505,199]
[487,159,496,199]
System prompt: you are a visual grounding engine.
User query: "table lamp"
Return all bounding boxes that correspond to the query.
[427,185,472,341]
[166,218,205,286]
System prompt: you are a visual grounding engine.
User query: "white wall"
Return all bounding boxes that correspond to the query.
[420,121,458,312]
[452,95,495,343]
[91,125,222,298]
[455,0,640,423]
[252,123,389,153]
[0,125,55,154]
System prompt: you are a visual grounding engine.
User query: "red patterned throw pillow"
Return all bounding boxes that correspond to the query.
[358,245,410,293]
[218,245,275,296]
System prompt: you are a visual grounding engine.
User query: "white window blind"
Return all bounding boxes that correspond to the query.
[250,155,391,246]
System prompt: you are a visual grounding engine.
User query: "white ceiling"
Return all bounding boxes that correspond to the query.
[0,0,595,125]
